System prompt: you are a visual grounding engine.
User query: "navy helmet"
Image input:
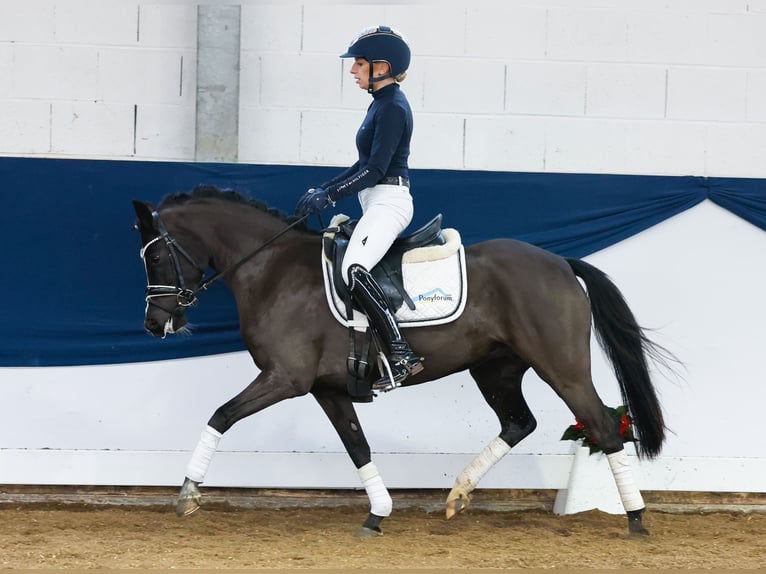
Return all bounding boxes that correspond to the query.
[341,25,411,85]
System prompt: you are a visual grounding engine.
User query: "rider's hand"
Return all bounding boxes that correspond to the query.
[296,188,334,216]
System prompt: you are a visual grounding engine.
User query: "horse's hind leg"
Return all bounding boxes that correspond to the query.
[446,356,534,519]
[540,366,649,535]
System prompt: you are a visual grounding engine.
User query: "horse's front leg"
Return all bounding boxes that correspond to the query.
[176,368,306,517]
[312,388,391,537]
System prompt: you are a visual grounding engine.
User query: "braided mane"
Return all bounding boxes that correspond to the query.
[157,184,310,230]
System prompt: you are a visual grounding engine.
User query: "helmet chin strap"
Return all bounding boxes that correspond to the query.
[367,61,392,93]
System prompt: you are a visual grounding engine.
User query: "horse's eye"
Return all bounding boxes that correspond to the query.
[150,254,161,264]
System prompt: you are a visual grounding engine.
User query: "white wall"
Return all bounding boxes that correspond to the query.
[1,1,765,176]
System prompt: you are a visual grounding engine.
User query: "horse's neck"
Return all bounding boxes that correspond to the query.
[188,205,314,285]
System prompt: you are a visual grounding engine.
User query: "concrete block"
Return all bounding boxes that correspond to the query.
[260,53,341,108]
[464,116,546,173]
[53,2,138,46]
[544,117,627,174]
[623,121,707,176]
[0,101,51,153]
[746,70,766,122]
[0,1,56,42]
[241,4,301,52]
[409,114,464,170]
[0,46,11,97]
[422,59,504,114]
[386,5,466,57]
[299,110,360,166]
[238,108,301,165]
[586,64,666,119]
[13,45,98,100]
[627,11,708,65]
[466,4,547,59]
[135,104,195,160]
[138,4,196,49]
[547,8,628,62]
[748,14,766,67]
[705,14,765,68]
[506,62,586,116]
[97,48,194,105]
[239,51,261,107]
[705,124,766,178]
[302,5,385,54]
[667,67,747,122]
[51,102,134,156]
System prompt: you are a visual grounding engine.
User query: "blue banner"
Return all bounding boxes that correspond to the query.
[1,157,762,366]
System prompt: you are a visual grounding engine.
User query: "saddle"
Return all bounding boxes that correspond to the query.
[322,214,446,313]
[321,213,466,402]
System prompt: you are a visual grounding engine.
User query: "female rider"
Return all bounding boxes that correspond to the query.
[296,25,422,391]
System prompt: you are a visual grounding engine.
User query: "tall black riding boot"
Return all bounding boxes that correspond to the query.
[347,264,423,391]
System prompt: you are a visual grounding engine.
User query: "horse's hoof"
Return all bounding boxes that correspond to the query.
[176,497,201,517]
[176,478,202,517]
[445,488,470,520]
[627,507,649,537]
[355,526,383,538]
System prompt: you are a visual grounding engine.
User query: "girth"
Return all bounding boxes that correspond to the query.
[322,214,445,312]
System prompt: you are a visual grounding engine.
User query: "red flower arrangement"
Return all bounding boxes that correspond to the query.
[560,405,637,455]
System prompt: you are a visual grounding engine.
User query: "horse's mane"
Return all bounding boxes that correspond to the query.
[157,184,311,231]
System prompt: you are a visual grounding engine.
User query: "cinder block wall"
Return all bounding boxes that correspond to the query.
[1,1,765,176]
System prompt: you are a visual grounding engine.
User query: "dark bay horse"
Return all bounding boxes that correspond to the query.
[133,185,668,537]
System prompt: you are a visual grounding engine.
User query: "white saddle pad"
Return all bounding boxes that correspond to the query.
[322,216,468,330]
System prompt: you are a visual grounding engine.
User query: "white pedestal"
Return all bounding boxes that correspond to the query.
[553,445,624,515]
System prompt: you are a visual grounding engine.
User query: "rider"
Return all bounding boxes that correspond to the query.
[295,25,423,390]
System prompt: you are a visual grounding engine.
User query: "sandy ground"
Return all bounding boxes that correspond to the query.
[0,489,763,570]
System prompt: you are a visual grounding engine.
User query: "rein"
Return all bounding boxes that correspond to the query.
[142,211,309,310]
[195,213,310,295]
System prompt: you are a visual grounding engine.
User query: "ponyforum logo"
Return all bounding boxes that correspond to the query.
[415,287,454,303]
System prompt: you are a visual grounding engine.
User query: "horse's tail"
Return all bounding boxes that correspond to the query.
[566,257,667,460]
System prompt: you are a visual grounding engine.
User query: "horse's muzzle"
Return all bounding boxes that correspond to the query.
[145,311,187,338]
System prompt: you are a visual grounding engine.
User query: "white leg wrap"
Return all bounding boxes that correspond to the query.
[185,425,222,483]
[606,449,645,512]
[454,437,511,492]
[358,462,392,517]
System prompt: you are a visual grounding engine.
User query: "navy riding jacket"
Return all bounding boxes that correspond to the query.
[321,83,413,201]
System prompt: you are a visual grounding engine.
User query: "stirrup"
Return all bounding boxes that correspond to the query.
[372,352,424,392]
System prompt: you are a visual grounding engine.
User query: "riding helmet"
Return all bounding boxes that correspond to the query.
[340,25,411,80]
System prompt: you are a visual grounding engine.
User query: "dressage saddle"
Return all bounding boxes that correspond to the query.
[322,214,446,312]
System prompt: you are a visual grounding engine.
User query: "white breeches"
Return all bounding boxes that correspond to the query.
[340,183,413,284]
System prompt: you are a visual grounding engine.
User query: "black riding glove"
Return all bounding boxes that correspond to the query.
[296,188,334,216]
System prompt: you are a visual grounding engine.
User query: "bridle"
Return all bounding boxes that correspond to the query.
[139,210,310,317]
[140,212,205,316]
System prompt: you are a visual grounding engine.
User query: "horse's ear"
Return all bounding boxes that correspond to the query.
[132,200,155,230]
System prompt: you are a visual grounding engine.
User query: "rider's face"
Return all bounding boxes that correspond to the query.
[350,58,371,91]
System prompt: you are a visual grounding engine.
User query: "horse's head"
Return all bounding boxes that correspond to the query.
[133,200,206,338]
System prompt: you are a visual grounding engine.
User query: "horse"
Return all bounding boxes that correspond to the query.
[132,184,669,538]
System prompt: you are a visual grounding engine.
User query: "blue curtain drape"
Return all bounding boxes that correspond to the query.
[1,157,763,366]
